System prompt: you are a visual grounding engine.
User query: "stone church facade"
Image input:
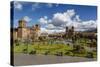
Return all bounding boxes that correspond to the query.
[13,19,41,41]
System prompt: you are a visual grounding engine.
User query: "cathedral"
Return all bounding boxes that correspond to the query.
[13,19,41,41]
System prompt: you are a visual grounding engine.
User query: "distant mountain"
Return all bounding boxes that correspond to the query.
[84,28,97,33]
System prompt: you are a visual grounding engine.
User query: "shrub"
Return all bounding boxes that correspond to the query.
[29,50,36,55]
[22,49,27,54]
[15,40,20,46]
[65,51,70,55]
[16,43,19,46]
[44,51,50,55]
[55,51,63,56]
[65,50,74,56]
[79,46,86,54]
[73,45,81,51]
[86,52,94,58]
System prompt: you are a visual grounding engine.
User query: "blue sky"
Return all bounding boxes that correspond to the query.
[11,1,97,33]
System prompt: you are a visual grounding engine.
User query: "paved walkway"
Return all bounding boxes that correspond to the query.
[14,54,97,66]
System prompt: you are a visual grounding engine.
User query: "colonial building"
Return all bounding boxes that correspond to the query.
[17,19,29,40]
[13,19,41,41]
[65,26,75,38]
[30,24,41,41]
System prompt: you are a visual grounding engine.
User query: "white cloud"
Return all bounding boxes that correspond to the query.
[38,16,48,24]
[22,16,32,22]
[46,24,55,29]
[47,3,53,8]
[67,9,75,17]
[72,20,97,31]
[14,1,22,10]
[51,9,75,26]
[48,19,52,23]
[47,3,59,8]
[41,27,48,33]
[74,15,81,22]
[80,20,97,29]
[39,9,97,33]
[32,3,40,11]
[41,27,65,34]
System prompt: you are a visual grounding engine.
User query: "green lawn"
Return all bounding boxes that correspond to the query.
[14,39,97,58]
[14,42,72,55]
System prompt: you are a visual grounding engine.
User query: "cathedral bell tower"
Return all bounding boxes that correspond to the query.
[18,19,26,28]
[17,19,28,40]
